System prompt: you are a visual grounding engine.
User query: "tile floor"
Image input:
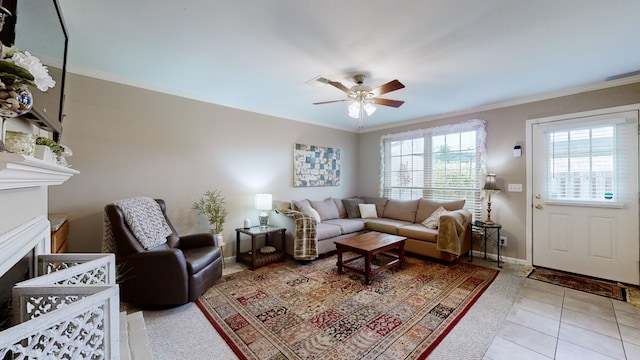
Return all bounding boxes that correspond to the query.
[484,278,640,360]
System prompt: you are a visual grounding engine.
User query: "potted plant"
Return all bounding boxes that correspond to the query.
[192,190,229,235]
[35,136,64,161]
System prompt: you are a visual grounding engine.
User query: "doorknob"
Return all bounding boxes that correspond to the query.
[535,194,542,199]
[535,204,542,209]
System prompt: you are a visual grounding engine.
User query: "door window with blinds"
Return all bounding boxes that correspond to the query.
[380,119,487,219]
[544,117,632,206]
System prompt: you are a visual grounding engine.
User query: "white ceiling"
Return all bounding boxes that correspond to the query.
[57,0,640,132]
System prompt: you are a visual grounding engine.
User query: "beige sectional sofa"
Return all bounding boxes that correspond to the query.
[273,196,472,263]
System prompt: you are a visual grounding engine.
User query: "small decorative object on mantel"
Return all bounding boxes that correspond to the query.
[0,44,55,118]
[4,130,35,156]
[35,136,64,163]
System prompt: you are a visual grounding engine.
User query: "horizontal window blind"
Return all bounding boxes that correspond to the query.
[545,117,633,204]
[380,119,487,220]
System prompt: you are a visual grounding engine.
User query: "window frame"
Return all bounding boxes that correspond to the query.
[380,119,487,220]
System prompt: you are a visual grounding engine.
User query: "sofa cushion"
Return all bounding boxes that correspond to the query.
[365,218,412,234]
[316,223,342,241]
[415,199,466,223]
[310,199,340,220]
[397,224,438,243]
[293,199,321,223]
[292,199,311,212]
[382,199,419,222]
[421,206,448,229]
[323,218,366,234]
[360,196,389,216]
[359,204,378,218]
[332,198,348,218]
[342,198,365,218]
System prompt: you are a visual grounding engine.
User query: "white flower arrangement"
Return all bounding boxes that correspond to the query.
[0,44,55,91]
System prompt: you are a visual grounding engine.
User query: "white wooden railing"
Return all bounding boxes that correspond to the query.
[0,253,120,359]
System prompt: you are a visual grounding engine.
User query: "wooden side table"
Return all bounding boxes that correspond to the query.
[49,213,69,253]
[472,221,502,268]
[235,226,286,270]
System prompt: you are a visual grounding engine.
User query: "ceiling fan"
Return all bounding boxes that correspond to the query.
[313,73,405,128]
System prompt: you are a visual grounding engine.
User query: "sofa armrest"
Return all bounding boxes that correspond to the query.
[437,209,472,255]
[274,208,318,260]
[179,232,217,249]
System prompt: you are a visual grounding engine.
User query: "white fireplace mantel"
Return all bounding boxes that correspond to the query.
[0,152,79,190]
[0,152,79,278]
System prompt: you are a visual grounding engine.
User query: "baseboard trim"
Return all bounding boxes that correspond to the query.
[469,250,528,266]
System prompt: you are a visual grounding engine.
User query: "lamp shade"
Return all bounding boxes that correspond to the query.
[255,194,272,211]
[483,174,500,191]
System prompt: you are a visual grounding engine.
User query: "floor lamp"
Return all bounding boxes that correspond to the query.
[483,173,500,225]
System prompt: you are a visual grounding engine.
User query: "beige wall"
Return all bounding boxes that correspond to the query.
[358,82,640,261]
[48,74,359,255]
[49,73,640,262]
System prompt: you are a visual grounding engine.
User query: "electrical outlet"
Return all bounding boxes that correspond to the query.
[499,236,507,247]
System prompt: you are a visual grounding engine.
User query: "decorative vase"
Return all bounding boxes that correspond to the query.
[4,131,36,156]
[0,83,33,118]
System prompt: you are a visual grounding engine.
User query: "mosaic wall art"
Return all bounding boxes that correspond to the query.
[293,143,340,187]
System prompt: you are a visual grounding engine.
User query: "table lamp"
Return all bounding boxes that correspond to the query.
[483,174,500,225]
[255,194,272,229]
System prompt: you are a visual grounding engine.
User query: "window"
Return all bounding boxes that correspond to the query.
[380,119,487,219]
[546,123,620,203]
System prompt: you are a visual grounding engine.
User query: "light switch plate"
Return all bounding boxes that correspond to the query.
[508,183,523,192]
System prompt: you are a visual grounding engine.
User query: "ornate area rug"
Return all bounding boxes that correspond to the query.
[528,267,626,301]
[196,255,498,360]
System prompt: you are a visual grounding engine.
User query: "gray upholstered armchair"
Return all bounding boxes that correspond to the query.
[105,199,222,307]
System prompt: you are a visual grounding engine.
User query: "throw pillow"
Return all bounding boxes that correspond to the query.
[309,198,340,220]
[342,198,365,218]
[421,206,448,229]
[293,199,321,223]
[358,204,378,218]
[306,206,322,223]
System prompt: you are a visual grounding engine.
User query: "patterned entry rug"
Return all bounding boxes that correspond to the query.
[528,267,626,301]
[196,254,498,360]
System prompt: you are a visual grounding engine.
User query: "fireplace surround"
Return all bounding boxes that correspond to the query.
[0,152,77,325]
[0,152,77,277]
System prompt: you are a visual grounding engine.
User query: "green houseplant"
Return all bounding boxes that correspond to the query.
[35,136,64,159]
[192,190,229,234]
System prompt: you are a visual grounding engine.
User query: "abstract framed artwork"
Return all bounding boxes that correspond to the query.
[293,143,340,187]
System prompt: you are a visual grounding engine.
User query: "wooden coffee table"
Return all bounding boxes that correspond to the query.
[334,231,406,284]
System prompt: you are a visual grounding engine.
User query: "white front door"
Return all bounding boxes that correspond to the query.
[531,109,639,285]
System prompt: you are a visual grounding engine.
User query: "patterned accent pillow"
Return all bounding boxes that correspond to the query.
[114,197,172,249]
[421,206,448,229]
[358,204,378,218]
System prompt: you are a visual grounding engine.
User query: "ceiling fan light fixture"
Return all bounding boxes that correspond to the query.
[312,73,404,128]
[348,101,360,119]
[363,102,376,116]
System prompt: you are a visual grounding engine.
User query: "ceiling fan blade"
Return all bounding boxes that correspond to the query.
[313,99,348,105]
[327,80,352,95]
[374,80,405,96]
[373,98,405,108]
